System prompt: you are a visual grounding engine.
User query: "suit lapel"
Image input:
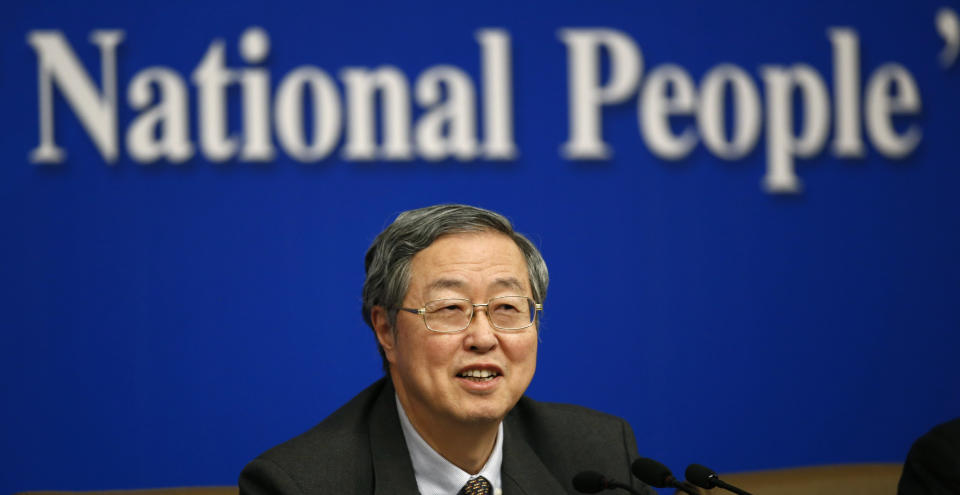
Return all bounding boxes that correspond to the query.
[368,379,422,495]
[500,418,569,495]
[366,380,570,495]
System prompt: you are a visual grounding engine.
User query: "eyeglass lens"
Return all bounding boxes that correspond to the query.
[422,296,534,331]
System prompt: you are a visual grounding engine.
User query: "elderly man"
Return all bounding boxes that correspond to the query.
[240,204,650,495]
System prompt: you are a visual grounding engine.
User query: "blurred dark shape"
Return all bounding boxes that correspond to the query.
[898,417,960,495]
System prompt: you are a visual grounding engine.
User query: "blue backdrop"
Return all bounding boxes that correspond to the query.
[2,1,959,493]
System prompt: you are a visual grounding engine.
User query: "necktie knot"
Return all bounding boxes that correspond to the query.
[459,475,493,495]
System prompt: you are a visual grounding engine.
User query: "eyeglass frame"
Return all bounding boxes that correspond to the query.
[397,295,543,333]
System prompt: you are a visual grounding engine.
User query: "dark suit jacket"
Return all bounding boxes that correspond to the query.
[898,418,960,495]
[239,378,652,495]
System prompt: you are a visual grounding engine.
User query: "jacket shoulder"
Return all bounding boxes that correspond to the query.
[509,396,636,444]
[239,379,389,495]
[506,396,643,492]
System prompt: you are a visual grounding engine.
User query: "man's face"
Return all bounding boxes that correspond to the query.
[377,231,538,432]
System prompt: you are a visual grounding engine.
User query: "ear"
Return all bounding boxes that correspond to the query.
[371,306,398,364]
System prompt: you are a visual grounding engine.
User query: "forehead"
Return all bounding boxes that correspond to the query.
[406,231,529,295]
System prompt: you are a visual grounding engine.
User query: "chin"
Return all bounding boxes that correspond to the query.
[459,412,505,425]
[457,403,509,424]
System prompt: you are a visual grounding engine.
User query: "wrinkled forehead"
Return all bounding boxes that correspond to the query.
[421,275,527,294]
[405,231,531,296]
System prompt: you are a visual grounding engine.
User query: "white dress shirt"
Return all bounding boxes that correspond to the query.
[396,396,503,495]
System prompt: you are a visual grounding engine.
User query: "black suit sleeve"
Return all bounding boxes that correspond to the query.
[898,418,960,495]
[618,418,656,495]
[240,458,306,495]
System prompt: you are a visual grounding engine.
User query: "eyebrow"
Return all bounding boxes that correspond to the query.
[426,278,466,292]
[424,277,526,294]
[490,277,525,292]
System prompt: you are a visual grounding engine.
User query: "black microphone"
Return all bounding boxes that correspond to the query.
[685,464,753,495]
[572,470,645,495]
[631,457,701,495]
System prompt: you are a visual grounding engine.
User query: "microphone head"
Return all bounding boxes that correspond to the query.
[572,470,607,493]
[631,457,673,488]
[685,464,719,489]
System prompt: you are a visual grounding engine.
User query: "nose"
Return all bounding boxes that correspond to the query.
[464,305,498,352]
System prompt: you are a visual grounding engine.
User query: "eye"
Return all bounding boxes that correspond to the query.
[492,302,520,313]
[427,300,469,314]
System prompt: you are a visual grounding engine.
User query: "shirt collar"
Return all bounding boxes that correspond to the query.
[396,395,503,495]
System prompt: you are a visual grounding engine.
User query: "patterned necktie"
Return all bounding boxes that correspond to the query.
[459,476,493,495]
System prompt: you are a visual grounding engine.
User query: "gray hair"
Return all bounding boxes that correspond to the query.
[362,204,549,372]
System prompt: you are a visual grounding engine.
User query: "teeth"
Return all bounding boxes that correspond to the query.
[459,369,498,378]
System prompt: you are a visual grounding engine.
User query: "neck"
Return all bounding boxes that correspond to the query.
[398,398,500,474]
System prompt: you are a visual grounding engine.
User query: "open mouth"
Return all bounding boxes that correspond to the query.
[457,369,500,382]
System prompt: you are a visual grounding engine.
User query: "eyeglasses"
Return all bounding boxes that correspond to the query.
[398,296,543,333]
